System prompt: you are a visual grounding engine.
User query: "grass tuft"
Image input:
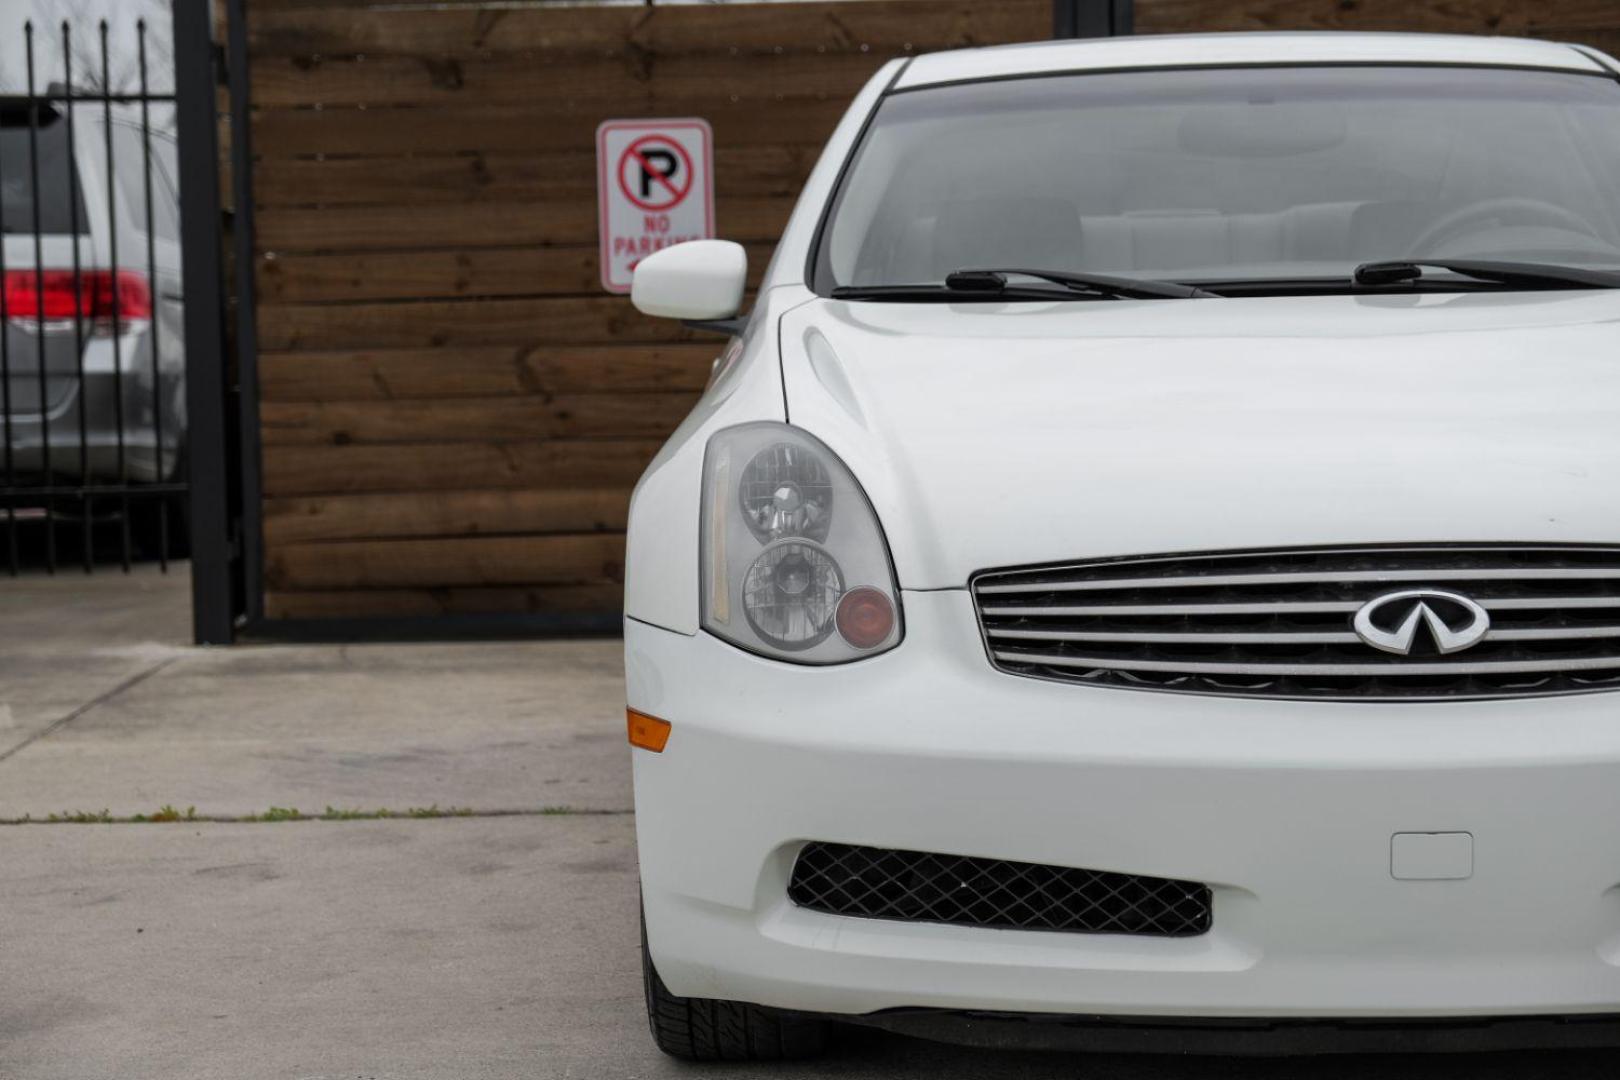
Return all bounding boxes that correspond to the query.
[47,809,112,824]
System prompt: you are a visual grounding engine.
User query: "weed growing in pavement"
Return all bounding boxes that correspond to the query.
[318,804,478,820]
[131,805,197,823]
[406,804,476,818]
[47,809,112,823]
[320,806,378,820]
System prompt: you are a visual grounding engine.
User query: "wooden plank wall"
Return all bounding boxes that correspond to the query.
[1134,0,1620,53]
[245,0,1053,621]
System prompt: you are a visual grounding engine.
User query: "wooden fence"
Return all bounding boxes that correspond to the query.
[244,0,1054,621]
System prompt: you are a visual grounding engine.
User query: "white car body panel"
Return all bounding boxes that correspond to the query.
[623,285,809,635]
[778,290,1620,590]
[624,31,1620,1032]
[629,603,1620,1017]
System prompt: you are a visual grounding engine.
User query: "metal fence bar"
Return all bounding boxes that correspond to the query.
[25,24,57,573]
[174,0,237,644]
[99,21,133,573]
[1053,0,1133,37]
[0,65,12,575]
[5,481,185,498]
[226,0,264,626]
[1113,0,1135,35]
[29,93,177,105]
[138,20,169,572]
[62,22,92,573]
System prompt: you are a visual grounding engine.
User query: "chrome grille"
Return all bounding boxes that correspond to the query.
[972,545,1620,700]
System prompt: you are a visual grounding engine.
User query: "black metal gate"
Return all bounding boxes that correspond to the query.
[1,1,242,644]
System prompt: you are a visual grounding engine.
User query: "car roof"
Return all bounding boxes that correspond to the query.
[895,32,1611,90]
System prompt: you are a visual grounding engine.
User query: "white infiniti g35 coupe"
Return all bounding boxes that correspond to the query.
[621,31,1620,1061]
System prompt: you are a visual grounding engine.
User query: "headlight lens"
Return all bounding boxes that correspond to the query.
[738,442,833,543]
[742,540,843,650]
[702,423,901,662]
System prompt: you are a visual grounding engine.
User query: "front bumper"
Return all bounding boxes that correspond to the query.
[628,591,1620,1019]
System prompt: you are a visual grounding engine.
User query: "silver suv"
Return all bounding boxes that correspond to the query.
[1,98,185,527]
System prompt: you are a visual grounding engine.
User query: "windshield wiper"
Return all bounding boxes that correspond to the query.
[829,282,1084,302]
[830,268,1214,302]
[946,268,1215,299]
[1353,259,1620,290]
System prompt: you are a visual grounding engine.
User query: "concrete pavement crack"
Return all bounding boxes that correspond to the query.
[0,656,178,765]
[0,807,637,825]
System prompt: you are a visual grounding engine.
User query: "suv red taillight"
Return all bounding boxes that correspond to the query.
[1,269,153,332]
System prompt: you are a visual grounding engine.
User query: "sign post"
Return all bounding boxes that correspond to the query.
[596,118,716,294]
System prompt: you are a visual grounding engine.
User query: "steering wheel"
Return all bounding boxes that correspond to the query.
[1409,197,1597,255]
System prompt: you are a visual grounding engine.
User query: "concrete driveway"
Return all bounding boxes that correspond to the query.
[3,570,1617,1078]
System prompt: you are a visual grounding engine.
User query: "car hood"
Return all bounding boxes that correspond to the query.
[777,290,1620,590]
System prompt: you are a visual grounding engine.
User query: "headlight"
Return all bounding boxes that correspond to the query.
[738,442,833,544]
[702,423,901,662]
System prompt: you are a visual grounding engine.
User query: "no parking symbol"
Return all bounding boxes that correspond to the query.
[597,119,714,293]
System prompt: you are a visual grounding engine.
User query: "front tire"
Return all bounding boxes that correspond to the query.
[641,911,828,1061]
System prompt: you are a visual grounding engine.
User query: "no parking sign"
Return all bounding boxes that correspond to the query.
[596,118,715,294]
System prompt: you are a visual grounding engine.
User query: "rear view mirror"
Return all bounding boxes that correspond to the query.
[631,240,747,322]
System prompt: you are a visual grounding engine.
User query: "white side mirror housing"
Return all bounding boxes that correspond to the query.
[631,240,747,321]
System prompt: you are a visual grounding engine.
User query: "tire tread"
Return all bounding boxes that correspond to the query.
[642,913,827,1061]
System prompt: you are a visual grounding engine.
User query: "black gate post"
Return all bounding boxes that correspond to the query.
[226,0,264,628]
[172,0,235,644]
[1054,0,1133,37]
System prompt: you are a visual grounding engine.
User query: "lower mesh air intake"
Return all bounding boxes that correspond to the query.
[787,842,1212,937]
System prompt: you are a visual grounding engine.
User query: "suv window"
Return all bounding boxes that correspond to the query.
[0,104,88,234]
[110,122,180,242]
[150,135,180,242]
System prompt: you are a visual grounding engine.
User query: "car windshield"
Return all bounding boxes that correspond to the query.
[813,65,1620,292]
[0,104,88,235]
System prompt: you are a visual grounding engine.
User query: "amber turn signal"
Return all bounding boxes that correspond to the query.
[836,586,896,649]
[627,708,672,752]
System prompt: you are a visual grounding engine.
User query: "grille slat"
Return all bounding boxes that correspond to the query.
[787,842,1211,938]
[977,566,1620,594]
[973,545,1620,700]
[983,600,1366,616]
[983,596,1620,618]
[1492,626,1620,641]
[992,649,1620,678]
[991,628,1364,644]
[988,625,1620,645]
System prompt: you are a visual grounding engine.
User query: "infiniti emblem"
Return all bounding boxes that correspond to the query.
[1352,589,1492,656]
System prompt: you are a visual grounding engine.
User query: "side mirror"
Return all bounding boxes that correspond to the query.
[631,240,747,326]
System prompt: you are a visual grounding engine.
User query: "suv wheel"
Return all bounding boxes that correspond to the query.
[641,911,828,1061]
